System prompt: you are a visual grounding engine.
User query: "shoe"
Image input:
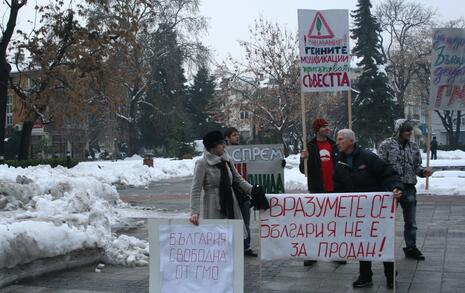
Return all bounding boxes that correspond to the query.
[353,276,373,288]
[303,260,316,266]
[403,247,425,260]
[386,270,398,289]
[244,249,258,257]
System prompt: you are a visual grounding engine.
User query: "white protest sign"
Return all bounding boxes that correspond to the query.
[226,144,285,193]
[430,28,465,110]
[149,219,243,293]
[260,193,395,261]
[298,9,351,92]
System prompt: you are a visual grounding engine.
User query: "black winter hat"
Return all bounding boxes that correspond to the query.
[203,131,225,150]
[399,121,413,133]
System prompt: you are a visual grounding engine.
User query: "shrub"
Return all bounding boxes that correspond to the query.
[4,158,79,168]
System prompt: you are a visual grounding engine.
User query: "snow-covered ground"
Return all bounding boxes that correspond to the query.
[1,150,465,270]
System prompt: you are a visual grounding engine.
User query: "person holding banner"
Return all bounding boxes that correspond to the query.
[299,118,337,194]
[224,127,258,257]
[378,119,432,261]
[190,131,253,228]
[299,118,345,266]
[334,129,403,289]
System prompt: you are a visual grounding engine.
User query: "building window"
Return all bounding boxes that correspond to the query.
[6,95,13,127]
[240,111,249,120]
[461,117,465,126]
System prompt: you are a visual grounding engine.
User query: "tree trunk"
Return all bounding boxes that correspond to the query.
[278,130,289,157]
[454,110,462,147]
[0,60,9,161]
[18,121,33,160]
[128,122,137,156]
[1,1,25,162]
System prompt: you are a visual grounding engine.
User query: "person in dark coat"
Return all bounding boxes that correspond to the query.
[223,127,257,257]
[378,119,431,261]
[299,118,344,266]
[431,136,438,160]
[299,118,338,193]
[333,129,403,289]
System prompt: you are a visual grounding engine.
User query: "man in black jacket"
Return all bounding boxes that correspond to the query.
[299,118,338,194]
[299,118,345,266]
[334,129,403,289]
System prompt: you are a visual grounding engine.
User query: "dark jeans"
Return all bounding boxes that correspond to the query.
[431,150,437,160]
[398,187,418,248]
[239,200,251,251]
[360,261,394,279]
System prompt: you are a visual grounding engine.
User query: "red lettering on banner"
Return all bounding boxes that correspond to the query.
[290,242,308,257]
[356,195,367,218]
[302,72,350,88]
[370,194,389,218]
[370,221,379,237]
[378,237,386,257]
[317,241,380,258]
[344,221,362,237]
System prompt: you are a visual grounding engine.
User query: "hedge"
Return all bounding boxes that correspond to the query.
[4,158,79,168]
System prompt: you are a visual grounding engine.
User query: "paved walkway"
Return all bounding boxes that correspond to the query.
[3,194,465,293]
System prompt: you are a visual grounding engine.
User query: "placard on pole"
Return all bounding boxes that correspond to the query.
[297,9,352,175]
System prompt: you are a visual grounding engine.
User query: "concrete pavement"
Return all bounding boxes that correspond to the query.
[3,187,465,292]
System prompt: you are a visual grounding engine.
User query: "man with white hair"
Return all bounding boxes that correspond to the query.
[334,129,403,289]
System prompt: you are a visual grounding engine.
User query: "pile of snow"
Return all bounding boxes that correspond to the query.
[103,234,149,266]
[0,164,148,269]
[284,155,307,191]
[422,150,465,160]
[417,170,465,195]
[70,155,199,187]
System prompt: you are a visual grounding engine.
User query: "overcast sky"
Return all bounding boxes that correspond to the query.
[199,0,464,62]
[2,0,463,63]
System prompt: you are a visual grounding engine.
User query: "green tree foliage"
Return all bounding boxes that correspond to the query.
[138,26,190,155]
[351,0,396,147]
[186,66,221,138]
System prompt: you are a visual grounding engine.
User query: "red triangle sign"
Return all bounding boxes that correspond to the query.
[307,11,335,39]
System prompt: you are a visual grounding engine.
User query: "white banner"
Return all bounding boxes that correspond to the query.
[298,9,351,92]
[260,193,395,261]
[149,219,244,293]
[430,28,465,110]
[226,144,285,193]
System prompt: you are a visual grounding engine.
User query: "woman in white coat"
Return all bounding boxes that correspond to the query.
[189,131,253,226]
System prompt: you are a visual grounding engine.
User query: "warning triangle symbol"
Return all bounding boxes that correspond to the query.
[307,11,335,39]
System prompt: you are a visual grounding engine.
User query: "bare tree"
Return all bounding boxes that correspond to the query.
[217,18,301,155]
[0,0,27,161]
[9,1,121,160]
[88,0,208,155]
[375,0,436,116]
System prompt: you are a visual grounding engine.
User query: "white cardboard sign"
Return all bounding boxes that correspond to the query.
[430,28,465,110]
[149,219,243,293]
[298,9,351,92]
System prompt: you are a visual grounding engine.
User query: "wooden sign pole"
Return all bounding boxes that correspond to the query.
[348,90,353,129]
[301,91,308,177]
[425,109,432,190]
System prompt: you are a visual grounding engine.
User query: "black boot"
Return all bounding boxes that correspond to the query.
[403,247,425,260]
[353,276,373,288]
[386,271,398,289]
[303,260,316,266]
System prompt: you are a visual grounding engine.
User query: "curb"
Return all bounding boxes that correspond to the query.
[0,248,102,288]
